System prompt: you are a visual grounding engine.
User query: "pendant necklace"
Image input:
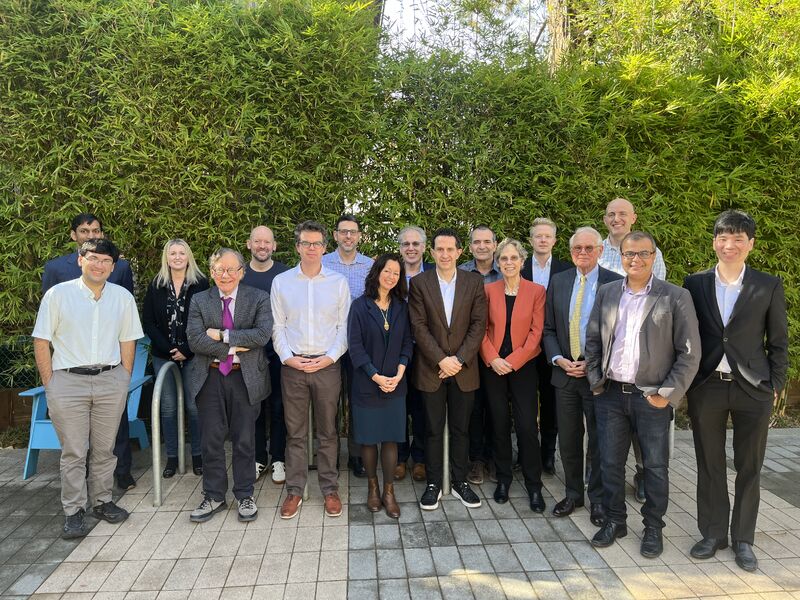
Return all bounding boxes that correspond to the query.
[377,299,390,330]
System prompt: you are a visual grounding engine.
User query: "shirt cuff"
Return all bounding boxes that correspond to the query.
[399,357,409,367]
[362,364,379,378]
[551,354,563,365]
[222,329,229,344]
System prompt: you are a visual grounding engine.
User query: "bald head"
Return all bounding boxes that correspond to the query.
[603,197,638,243]
[247,225,277,268]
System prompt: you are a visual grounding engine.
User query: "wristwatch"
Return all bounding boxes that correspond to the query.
[218,329,226,342]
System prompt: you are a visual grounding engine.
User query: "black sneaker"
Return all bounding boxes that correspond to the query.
[63,508,88,539]
[93,501,129,524]
[451,481,482,508]
[419,483,442,511]
[115,473,136,490]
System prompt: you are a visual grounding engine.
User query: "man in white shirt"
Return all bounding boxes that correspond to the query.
[33,239,143,539]
[272,221,351,520]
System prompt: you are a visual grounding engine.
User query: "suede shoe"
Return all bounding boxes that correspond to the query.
[640,527,663,558]
[467,461,484,485]
[62,509,88,539]
[93,501,129,524]
[419,483,442,510]
[591,521,628,547]
[325,492,343,517]
[552,497,582,517]
[590,503,605,527]
[529,490,546,513]
[394,462,407,481]
[280,494,302,519]
[452,481,482,508]
[493,482,509,504]
[412,463,426,482]
[733,541,758,572]
[690,537,728,559]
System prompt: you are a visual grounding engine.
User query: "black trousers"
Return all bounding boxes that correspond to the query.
[535,353,558,460]
[687,377,771,544]
[398,376,426,464]
[255,355,286,465]
[555,377,602,504]
[422,379,474,486]
[482,361,542,491]
[468,380,493,463]
[196,368,260,501]
[341,352,360,459]
[112,411,131,477]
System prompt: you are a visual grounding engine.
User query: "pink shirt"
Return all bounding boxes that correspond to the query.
[607,277,653,384]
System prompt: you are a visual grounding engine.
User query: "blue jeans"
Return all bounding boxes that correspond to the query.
[152,356,201,458]
[595,381,672,529]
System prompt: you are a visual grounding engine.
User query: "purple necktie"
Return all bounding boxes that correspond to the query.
[219,297,234,376]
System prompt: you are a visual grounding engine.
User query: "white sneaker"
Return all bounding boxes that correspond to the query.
[271,461,286,484]
[256,462,268,481]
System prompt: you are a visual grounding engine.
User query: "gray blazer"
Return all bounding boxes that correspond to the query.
[584,277,701,408]
[185,284,273,405]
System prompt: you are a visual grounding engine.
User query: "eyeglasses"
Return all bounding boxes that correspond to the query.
[570,245,598,254]
[336,228,359,237]
[400,241,422,248]
[84,255,113,266]
[297,241,325,249]
[211,267,242,276]
[621,250,654,260]
[498,255,521,263]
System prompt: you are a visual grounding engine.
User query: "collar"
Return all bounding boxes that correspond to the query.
[78,276,106,300]
[293,263,332,280]
[603,236,625,251]
[218,286,239,301]
[714,264,746,287]
[462,258,499,274]
[622,274,654,295]
[437,269,458,285]
[329,250,370,266]
[534,255,552,269]
[575,264,599,283]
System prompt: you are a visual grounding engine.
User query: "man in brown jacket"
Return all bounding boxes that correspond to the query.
[409,228,488,510]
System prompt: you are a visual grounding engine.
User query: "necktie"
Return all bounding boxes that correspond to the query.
[569,275,586,360]
[219,297,234,376]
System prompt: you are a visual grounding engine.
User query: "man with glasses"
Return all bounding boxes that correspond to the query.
[585,231,700,558]
[543,227,621,528]
[272,221,350,519]
[185,249,273,523]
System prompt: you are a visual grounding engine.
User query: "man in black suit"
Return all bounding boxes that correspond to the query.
[684,210,788,572]
[543,227,621,527]
[522,217,571,473]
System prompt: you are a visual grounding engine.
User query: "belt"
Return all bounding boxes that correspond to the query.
[210,362,241,371]
[609,380,639,394]
[65,364,117,376]
[293,353,325,359]
[714,371,734,382]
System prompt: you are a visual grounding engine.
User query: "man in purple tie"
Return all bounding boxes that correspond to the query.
[185,249,273,523]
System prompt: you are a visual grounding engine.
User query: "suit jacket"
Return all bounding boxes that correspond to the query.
[408,268,488,393]
[521,255,571,284]
[347,295,414,405]
[542,266,623,389]
[142,276,210,360]
[42,252,134,294]
[480,279,545,371]
[185,284,273,405]
[585,277,701,408]
[684,267,788,401]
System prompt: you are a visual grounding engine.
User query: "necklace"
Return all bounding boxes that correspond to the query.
[376,298,390,331]
[505,283,519,296]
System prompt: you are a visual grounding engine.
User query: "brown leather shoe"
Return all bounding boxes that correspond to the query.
[383,482,401,519]
[412,463,426,482]
[325,492,343,517]
[280,494,302,519]
[394,463,407,481]
[367,477,382,512]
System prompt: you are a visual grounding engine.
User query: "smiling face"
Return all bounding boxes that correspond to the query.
[247,226,276,264]
[71,220,104,246]
[378,259,402,295]
[497,245,522,279]
[621,237,656,282]
[530,224,557,258]
[603,198,637,239]
[79,251,115,286]
[432,235,463,273]
[570,231,603,273]
[167,243,188,272]
[399,229,425,268]
[713,231,754,269]
[210,252,244,296]
[333,220,361,254]
[469,228,497,263]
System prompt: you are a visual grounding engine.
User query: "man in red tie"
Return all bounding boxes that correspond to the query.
[186,248,273,523]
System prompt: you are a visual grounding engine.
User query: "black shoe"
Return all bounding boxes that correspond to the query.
[542,455,556,476]
[163,457,178,479]
[552,497,582,517]
[591,521,628,547]
[733,541,758,572]
[633,469,645,503]
[192,454,203,476]
[493,482,509,504]
[529,491,546,513]
[640,526,663,558]
[590,503,605,527]
[63,509,88,539]
[115,473,136,490]
[348,457,367,478]
[690,537,728,559]
[93,501,129,524]
[452,481,482,508]
[419,483,442,511]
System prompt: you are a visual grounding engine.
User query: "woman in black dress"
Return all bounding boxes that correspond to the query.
[348,253,413,518]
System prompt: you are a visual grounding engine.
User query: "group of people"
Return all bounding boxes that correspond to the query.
[32,199,788,575]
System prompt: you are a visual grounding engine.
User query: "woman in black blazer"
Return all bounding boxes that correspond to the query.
[143,239,209,478]
[348,253,413,518]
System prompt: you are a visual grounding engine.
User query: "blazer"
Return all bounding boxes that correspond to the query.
[42,252,135,295]
[408,268,488,393]
[347,295,414,405]
[185,284,273,405]
[521,255,572,284]
[479,279,546,371]
[542,266,623,389]
[585,277,701,408]
[142,276,210,361]
[684,267,788,401]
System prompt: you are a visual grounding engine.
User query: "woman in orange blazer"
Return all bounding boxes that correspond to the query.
[480,238,547,510]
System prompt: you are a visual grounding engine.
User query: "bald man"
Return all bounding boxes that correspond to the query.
[242,226,290,484]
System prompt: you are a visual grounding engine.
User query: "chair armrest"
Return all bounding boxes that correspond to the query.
[19,387,45,398]
[128,375,152,393]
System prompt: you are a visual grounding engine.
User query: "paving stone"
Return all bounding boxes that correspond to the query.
[399,523,428,548]
[98,560,148,592]
[317,550,348,582]
[448,521,481,546]
[4,562,59,595]
[161,558,204,591]
[466,572,502,600]
[485,543,523,573]
[498,518,533,543]
[430,546,462,576]
[315,579,346,600]
[347,550,376,580]
[347,579,377,600]
[286,551,319,583]
[538,541,579,570]
[437,575,473,600]
[225,555,262,588]
[513,542,550,571]
[346,505,373,526]
[457,547,493,574]
[497,571,535,599]
[130,559,177,592]
[255,553,289,586]
[250,584,282,600]
[404,548,435,578]
[424,522,454,547]
[473,520,506,544]
[528,569,571,600]
[36,561,87,593]
[348,526,375,550]
[68,560,115,593]
[407,576,441,599]
[218,585,254,600]
[376,549,407,579]
[378,578,409,600]
[523,517,560,542]
[374,524,402,549]
[321,526,349,551]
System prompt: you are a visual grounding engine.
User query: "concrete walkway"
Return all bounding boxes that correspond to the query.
[0,429,798,599]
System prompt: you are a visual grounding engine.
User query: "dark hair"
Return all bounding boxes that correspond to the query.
[469,224,496,243]
[70,213,103,232]
[363,253,407,301]
[621,230,657,252]
[294,220,328,245]
[431,227,462,249]
[78,239,120,263]
[713,209,756,239]
[335,213,360,229]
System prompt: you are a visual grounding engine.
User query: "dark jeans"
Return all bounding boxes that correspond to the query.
[398,380,426,464]
[468,377,493,464]
[535,353,558,459]
[555,376,602,504]
[341,352,360,459]
[422,379,474,486]
[255,355,286,465]
[595,381,672,529]
[113,411,131,477]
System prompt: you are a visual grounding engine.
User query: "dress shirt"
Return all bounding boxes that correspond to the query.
[531,255,552,289]
[458,259,502,284]
[437,269,458,327]
[42,252,135,294]
[551,265,600,363]
[607,276,654,383]
[33,278,143,370]
[714,264,746,373]
[321,251,374,300]
[599,238,667,280]
[219,286,241,364]
[271,265,351,363]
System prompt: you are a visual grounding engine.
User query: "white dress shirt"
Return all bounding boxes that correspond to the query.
[437,269,458,327]
[714,264,745,373]
[33,278,143,370]
[531,255,552,289]
[271,265,351,363]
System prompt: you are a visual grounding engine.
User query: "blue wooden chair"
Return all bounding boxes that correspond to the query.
[20,337,152,480]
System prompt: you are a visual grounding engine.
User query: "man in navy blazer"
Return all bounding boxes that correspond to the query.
[684,210,788,572]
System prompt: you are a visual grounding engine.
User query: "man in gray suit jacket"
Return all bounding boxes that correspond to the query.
[585,231,700,559]
[186,248,272,523]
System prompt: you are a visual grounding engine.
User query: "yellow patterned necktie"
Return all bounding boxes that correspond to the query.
[569,275,586,360]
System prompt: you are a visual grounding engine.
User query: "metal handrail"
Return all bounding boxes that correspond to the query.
[151,361,186,507]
